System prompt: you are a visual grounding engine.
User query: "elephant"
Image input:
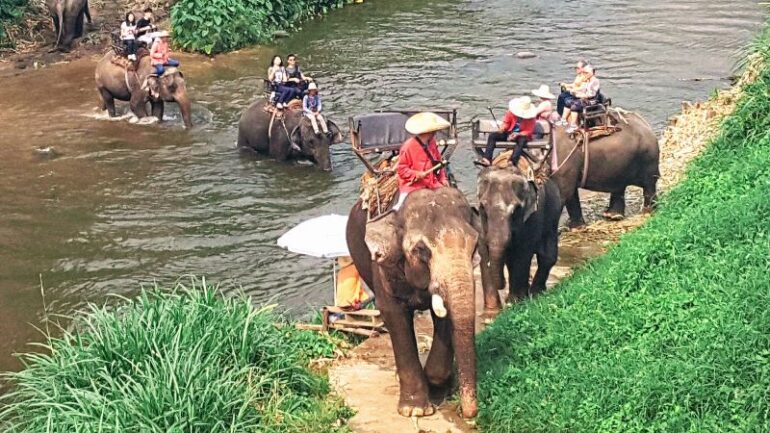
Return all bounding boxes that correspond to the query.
[346,187,480,419]
[237,99,343,171]
[476,166,562,314]
[47,0,91,51]
[550,112,659,227]
[94,51,193,129]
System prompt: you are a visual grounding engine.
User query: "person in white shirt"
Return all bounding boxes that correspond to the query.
[531,84,557,138]
[120,12,137,60]
[562,65,601,133]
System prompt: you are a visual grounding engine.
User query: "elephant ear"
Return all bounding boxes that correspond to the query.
[290,125,302,150]
[522,181,539,222]
[327,120,344,144]
[365,211,402,265]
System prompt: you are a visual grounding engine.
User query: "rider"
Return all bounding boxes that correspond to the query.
[557,59,588,117]
[562,65,601,133]
[267,55,295,109]
[480,96,537,166]
[532,84,557,138]
[394,112,451,210]
[120,12,137,61]
[135,7,157,47]
[303,82,329,135]
[150,31,180,76]
[285,53,312,97]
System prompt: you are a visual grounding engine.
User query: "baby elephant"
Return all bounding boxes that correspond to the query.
[476,166,562,313]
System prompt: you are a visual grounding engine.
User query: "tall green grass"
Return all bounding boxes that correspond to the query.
[171,0,350,54]
[0,278,352,433]
[476,26,770,433]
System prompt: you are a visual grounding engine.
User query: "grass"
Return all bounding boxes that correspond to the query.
[476,24,770,433]
[0,278,353,433]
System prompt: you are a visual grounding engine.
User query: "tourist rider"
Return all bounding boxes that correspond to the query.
[557,59,588,117]
[267,55,294,109]
[532,84,557,138]
[285,53,313,98]
[150,31,180,76]
[562,65,601,133]
[135,7,157,48]
[394,112,451,210]
[120,12,137,61]
[303,82,329,135]
[480,96,537,166]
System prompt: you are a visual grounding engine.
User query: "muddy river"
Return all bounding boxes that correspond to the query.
[0,0,763,370]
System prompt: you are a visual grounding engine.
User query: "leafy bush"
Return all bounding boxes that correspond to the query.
[0,0,29,47]
[171,0,347,54]
[476,26,770,433]
[0,278,352,433]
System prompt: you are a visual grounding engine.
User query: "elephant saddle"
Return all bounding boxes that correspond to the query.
[360,157,399,219]
[492,150,550,185]
[110,55,136,71]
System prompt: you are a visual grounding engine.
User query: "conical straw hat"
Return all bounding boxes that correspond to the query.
[405,112,451,135]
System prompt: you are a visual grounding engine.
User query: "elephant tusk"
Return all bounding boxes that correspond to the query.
[431,294,447,318]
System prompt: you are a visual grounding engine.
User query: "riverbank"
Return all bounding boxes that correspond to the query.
[0,278,353,432]
[475,23,770,432]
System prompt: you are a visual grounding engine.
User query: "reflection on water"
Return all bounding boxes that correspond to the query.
[0,0,763,370]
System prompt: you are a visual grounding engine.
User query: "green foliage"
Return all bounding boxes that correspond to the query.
[476,27,770,433]
[0,0,29,46]
[171,0,348,54]
[0,278,352,433]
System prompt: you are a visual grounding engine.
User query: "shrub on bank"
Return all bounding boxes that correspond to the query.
[476,27,770,433]
[171,0,348,54]
[0,0,29,47]
[0,279,352,433]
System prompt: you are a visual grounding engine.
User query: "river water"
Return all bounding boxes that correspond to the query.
[0,0,762,370]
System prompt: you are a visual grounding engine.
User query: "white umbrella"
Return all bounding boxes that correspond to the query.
[277,214,350,259]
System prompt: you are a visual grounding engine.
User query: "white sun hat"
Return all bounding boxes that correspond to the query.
[509,96,538,119]
[405,112,451,135]
[308,82,318,90]
[532,84,556,100]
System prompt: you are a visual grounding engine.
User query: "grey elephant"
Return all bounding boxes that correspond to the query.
[551,112,659,227]
[237,100,343,171]
[477,166,562,314]
[47,0,91,51]
[346,187,479,419]
[94,51,193,129]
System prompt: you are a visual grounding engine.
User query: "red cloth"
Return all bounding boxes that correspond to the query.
[150,39,169,65]
[397,136,448,193]
[500,111,536,139]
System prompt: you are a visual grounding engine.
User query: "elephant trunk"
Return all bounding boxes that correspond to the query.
[430,230,478,419]
[315,144,332,171]
[480,240,506,312]
[176,92,193,129]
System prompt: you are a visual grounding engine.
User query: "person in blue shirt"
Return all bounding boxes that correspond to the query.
[302,82,329,135]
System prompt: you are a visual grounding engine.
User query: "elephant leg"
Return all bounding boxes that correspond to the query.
[99,89,116,117]
[642,177,658,213]
[424,313,453,394]
[531,236,558,295]
[506,251,532,303]
[604,189,626,220]
[479,242,504,314]
[74,10,85,38]
[151,101,164,122]
[129,92,149,118]
[379,300,433,417]
[566,189,586,229]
